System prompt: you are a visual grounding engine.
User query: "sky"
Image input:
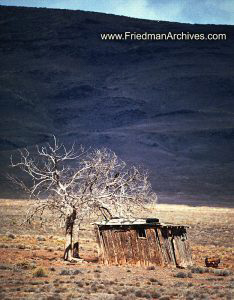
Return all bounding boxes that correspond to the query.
[0,0,234,25]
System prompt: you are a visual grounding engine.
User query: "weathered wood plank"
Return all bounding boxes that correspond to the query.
[171,227,193,267]
[124,231,134,264]
[158,227,176,266]
[183,234,193,266]
[119,231,128,264]
[173,236,184,267]
[119,231,132,264]
[142,230,151,266]
[156,227,170,266]
[95,227,105,264]
[147,228,163,265]
[117,230,128,265]
[109,230,119,264]
[111,230,125,265]
[99,230,110,264]
[102,230,114,264]
[165,229,176,266]
[106,230,117,264]
[131,227,145,266]
[138,231,150,267]
[145,229,154,265]
[129,229,141,265]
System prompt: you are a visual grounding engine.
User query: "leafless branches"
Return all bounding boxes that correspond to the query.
[9,136,157,224]
[80,148,157,219]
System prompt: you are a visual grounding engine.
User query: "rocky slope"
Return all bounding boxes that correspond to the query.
[0,6,234,204]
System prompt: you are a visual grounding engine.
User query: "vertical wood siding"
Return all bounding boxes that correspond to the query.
[96,225,192,267]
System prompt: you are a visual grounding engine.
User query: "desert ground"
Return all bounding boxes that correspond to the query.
[0,199,233,299]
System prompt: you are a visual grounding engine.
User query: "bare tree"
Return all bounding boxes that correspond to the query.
[9,136,157,261]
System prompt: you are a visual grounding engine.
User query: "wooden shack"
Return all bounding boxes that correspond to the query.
[94,218,193,268]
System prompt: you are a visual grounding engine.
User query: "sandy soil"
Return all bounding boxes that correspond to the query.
[0,199,233,299]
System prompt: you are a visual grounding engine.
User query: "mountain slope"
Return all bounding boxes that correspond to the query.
[0,6,234,204]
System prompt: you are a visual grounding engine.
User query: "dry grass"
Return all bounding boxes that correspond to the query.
[0,199,233,299]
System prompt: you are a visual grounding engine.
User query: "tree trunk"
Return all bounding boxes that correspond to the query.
[63,209,77,261]
[72,221,80,258]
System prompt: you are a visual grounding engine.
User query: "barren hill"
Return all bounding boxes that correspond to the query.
[0,6,234,204]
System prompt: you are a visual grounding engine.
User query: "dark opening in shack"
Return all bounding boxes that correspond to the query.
[137,228,146,238]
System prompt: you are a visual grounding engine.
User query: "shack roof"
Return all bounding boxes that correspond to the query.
[93,218,189,228]
[94,217,159,226]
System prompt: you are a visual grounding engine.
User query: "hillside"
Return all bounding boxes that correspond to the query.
[0,6,234,204]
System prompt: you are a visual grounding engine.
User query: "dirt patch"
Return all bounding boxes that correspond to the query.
[0,199,233,299]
